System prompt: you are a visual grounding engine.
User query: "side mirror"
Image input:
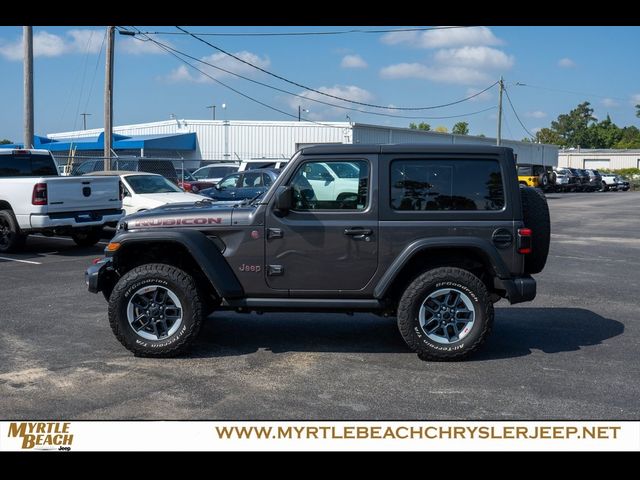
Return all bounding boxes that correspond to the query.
[274,186,293,213]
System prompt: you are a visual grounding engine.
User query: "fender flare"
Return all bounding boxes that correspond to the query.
[373,237,510,299]
[110,229,244,299]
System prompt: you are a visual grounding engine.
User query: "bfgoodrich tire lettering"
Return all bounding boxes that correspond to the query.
[397,267,494,361]
[108,263,203,357]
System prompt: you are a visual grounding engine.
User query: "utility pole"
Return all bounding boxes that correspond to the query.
[496,76,504,146]
[23,26,34,149]
[80,113,91,130]
[298,105,309,121]
[206,104,216,120]
[104,26,115,171]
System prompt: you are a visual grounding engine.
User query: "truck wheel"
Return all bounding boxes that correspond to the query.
[397,267,494,361]
[108,263,203,357]
[71,229,102,247]
[0,210,27,253]
[520,187,550,274]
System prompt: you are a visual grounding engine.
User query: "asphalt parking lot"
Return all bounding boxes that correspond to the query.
[1,192,639,420]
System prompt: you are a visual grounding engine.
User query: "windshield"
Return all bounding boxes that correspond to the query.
[126,175,183,194]
[194,166,238,180]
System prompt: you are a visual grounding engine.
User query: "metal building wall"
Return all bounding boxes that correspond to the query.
[352,124,558,166]
[558,151,640,170]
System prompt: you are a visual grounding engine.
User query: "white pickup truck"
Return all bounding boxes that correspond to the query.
[0,149,123,253]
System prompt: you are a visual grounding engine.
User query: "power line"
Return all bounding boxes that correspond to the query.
[122,25,474,38]
[83,28,107,119]
[135,33,497,121]
[71,30,95,134]
[174,25,498,111]
[503,87,535,139]
[132,28,498,125]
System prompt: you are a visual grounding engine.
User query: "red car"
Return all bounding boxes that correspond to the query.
[178,170,215,193]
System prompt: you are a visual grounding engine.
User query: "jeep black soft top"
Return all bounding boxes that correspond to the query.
[87,144,550,361]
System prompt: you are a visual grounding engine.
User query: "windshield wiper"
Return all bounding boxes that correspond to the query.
[244,191,266,206]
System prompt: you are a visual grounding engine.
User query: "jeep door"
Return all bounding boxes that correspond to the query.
[265,156,378,294]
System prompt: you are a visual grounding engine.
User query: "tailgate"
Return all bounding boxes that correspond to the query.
[46,176,121,213]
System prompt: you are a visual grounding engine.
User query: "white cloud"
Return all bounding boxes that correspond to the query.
[341,54,367,69]
[67,29,104,54]
[630,93,640,105]
[381,26,503,49]
[466,87,493,102]
[525,110,547,119]
[434,46,514,69]
[118,36,169,55]
[558,57,576,68]
[164,51,271,83]
[380,62,490,84]
[287,84,373,119]
[601,98,619,108]
[0,31,68,60]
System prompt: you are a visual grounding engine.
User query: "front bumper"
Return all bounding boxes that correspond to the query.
[495,275,536,305]
[85,257,114,294]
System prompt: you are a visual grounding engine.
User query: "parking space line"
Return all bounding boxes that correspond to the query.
[0,256,42,265]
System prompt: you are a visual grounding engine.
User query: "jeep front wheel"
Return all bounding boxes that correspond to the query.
[108,263,203,357]
[397,267,494,361]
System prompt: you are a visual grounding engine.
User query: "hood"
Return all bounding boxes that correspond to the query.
[123,200,253,230]
[139,192,205,203]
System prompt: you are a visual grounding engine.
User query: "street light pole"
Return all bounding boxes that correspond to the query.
[104,26,115,171]
[207,104,216,120]
[80,113,91,130]
[298,106,309,121]
[23,26,34,149]
[496,76,504,146]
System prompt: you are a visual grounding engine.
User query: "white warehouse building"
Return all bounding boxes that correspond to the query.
[48,119,558,168]
[558,148,640,170]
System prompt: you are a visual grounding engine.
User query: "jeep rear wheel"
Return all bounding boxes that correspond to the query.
[108,263,203,357]
[397,267,494,361]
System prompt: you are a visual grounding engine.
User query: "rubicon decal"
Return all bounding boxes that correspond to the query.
[131,217,223,228]
[7,422,74,450]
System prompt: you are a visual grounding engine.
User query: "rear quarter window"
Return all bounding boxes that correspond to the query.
[0,153,58,177]
[390,159,505,211]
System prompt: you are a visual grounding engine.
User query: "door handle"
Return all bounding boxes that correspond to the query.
[344,228,373,236]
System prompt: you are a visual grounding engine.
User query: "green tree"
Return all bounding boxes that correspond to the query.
[435,126,448,133]
[452,121,469,135]
[588,115,623,148]
[0,139,12,145]
[477,133,486,138]
[614,126,640,149]
[409,122,417,129]
[417,122,431,131]
[535,127,563,145]
[550,101,596,147]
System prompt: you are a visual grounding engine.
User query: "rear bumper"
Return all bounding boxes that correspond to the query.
[85,257,114,294]
[30,209,124,229]
[495,275,536,305]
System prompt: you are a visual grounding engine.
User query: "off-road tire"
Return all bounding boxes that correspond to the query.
[71,229,102,247]
[0,210,27,253]
[108,263,203,357]
[520,186,550,274]
[397,267,494,361]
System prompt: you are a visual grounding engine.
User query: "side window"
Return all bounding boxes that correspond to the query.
[390,159,504,211]
[289,160,369,211]
[241,171,262,187]
[263,173,273,187]
[218,174,240,188]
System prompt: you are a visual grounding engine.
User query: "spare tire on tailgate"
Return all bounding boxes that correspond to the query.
[520,186,550,274]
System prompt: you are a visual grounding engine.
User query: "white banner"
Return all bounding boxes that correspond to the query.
[0,421,637,451]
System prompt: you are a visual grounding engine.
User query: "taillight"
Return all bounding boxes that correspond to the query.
[518,228,532,254]
[32,183,48,205]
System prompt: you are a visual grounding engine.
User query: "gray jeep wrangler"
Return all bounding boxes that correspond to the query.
[86,145,550,361]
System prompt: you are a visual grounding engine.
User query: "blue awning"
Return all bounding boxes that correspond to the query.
[0,132,196,152]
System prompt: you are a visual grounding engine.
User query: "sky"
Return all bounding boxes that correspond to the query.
[0,25,639,142]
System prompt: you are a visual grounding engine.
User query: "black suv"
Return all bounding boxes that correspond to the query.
[87,145,550,361]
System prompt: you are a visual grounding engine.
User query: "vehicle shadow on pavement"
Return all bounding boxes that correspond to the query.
[190,313,409,357]
[189,307,623,359]
[475,307,624,360]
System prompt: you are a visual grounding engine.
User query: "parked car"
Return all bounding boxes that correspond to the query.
[0,149,123,251]
[72,158,179,184]
[600,173,619,191]
[617,177,631,192]
[191,163,240,185]
[177,169,216,193]
[200,169,280,202]
[568,168,590,191]
[239,159,289,171]
[553,167,579,192]
[516,164,555,191]
[86,171,204,216]
[585,169,603,191]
